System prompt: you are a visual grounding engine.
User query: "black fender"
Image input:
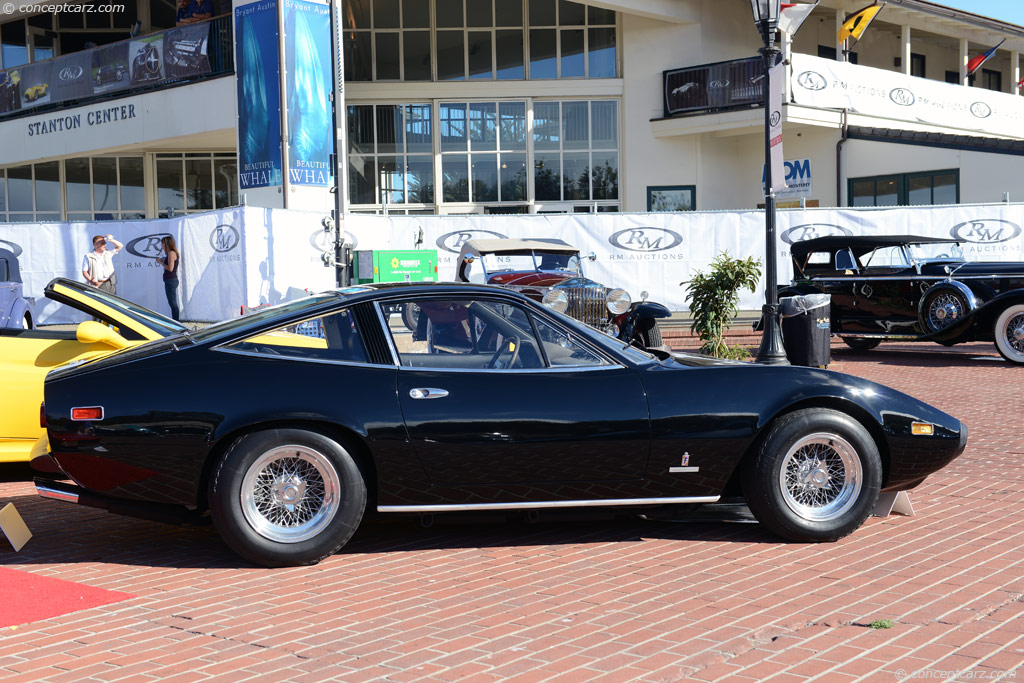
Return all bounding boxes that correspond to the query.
[972,290,1024,341]
[618,301,670,341]
[918,280,979,342]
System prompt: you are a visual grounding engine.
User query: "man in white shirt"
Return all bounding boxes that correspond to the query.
[82,233,123,294]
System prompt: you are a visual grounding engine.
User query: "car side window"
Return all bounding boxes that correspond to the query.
[531,316,610,367]
[225,308,368,364]
[385,297,544,370]
[835,249,859,271]
[864,246,909,268]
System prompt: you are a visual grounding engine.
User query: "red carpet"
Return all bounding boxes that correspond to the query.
[0,566,134,628]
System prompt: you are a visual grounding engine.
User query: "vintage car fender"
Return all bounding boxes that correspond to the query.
[971,290,1024,338]
[619,300,671,339]
[917,280,979,337]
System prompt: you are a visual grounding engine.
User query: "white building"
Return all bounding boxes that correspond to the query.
[1,0,1023,223]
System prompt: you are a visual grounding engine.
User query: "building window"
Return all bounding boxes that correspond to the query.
[647,185,695,211]
[981,68,1001,92]
[945,70,959,84]
[348,103,436,208]
[155,152,238,218]
[910,52,925,78]
[346,98,619,213]
[343,0,616,82]
[849,170,959,207]
[0,162,62,222]
[64,156,146,221]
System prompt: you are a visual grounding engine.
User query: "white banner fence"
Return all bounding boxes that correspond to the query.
[2,202,1022,324]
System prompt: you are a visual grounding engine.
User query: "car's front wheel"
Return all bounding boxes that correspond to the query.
[741,408,881,542]
[841,337,880,351]
[209,428,366,567]
[993,304,1024,364]
[634,321,663,348]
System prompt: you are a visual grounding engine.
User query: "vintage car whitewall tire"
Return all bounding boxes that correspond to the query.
[741,408,881,542]
[993,304,1024,364]
[919,282,976,334]
[209,428,366,567]
[842,337,881,351]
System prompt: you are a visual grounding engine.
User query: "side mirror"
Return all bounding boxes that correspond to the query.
[587,251,597,262]
[76,320,131,350]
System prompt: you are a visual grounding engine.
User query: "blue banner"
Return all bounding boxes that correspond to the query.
[284,0,332,187]
[235,1,283,189]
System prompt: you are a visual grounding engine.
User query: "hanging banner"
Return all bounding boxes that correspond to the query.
[0,68,23,114]
[283,0,333,186]
[768,61,785,194]
[91,43,131,95]
[50,52,93,102]
[234,0,284,189]
[663,57,761,117]
[163,24,212,80]
[18,62,53,109]
[791,53,1024,139]
[128,34,165,86]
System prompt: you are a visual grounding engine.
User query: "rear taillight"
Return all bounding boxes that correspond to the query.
[39,403,46,429]
[71,407,104,421]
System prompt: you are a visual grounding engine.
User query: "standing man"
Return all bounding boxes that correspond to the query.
[82,233,123,294]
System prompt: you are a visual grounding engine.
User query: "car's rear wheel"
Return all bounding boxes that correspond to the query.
[635,321,663,348]
[209,428,366,567]
[841,337,880,351]
[402,302,421,332]
[741,408,881,542]
[994,304,1024,364]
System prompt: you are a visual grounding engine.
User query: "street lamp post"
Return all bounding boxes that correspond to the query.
[750,0,790,365]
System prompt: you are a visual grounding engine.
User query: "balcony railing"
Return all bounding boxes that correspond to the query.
[0,14,233,122]
[662,56,763,118]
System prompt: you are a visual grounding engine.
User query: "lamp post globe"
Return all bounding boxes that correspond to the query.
[750,0,789,365]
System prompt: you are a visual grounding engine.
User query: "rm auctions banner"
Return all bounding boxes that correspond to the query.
[3,202,1022,324]
[790,53,1024,139]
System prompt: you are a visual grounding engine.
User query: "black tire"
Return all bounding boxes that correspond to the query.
[634,321,663,348]
[402,302,421,332]
[920,285,971,334]
[841,337,880,351]
[993,304,1024,365]
[21,313,32,330]
[209,428,366,567]
[741,408,881,542]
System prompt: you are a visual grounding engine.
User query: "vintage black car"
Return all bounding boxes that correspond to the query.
[33,280,966,566]
[784,235,1024,364]
[94,63,126,86]
[456,238,670,348]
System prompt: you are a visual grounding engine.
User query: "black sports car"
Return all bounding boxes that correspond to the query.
[784,235,1024,363]
[33,280,966,566]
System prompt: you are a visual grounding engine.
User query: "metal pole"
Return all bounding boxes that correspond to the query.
[328,0,348,286]
[755,26,789,365]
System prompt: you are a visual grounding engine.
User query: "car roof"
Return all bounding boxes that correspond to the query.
[791,235,956,260]
[0,247,21,283]
[459,238,579,258]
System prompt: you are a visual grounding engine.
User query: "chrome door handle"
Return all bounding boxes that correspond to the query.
[409,387,449,399]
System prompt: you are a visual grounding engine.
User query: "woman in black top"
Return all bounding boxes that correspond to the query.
[156,236,181,321]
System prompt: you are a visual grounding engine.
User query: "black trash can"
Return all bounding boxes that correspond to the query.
[779,294,831,367]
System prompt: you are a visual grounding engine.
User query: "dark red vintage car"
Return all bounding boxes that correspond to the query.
[455,238,670,348]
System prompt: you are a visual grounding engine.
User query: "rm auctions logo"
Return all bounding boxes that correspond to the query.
[708,79,730,89]
[0,239,23,257]
[608,227,683,253]
[796,71,826,91]
[126,233,172,257]
[436,229,507,253]
[950,219,1021,244]
[970,102,992,119]
[210,224,240,252]
[309,229,359,252]
[58,65,84,81]
[781,224,853,245]
[889,88,915,106]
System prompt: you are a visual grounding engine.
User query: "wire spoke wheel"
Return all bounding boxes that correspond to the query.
[779,433,862,522]
[241,445,340,544]
[926,292,966,331]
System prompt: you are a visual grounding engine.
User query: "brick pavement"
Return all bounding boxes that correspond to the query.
[1,341,1022,682]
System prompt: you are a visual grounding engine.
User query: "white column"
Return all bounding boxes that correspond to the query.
[836,13,846,62]
[959,37,968,85]
[1013,51,1021,96]
[902,25,911,75]
[782,30,793,102]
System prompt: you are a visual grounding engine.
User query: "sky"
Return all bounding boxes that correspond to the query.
[936,1,1024,27]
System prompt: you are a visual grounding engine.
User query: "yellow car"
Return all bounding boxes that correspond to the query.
[1,278,324,463]
[24,83,48,102]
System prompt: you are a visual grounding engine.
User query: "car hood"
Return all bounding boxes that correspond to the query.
[44,277,188,342]
[488,272,579,288]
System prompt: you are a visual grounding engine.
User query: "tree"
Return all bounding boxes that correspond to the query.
[683,253,762,360]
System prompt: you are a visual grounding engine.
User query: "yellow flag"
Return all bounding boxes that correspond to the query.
[838,4,883,43]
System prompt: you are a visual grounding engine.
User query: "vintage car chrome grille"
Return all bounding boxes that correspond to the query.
[562,280,608,327]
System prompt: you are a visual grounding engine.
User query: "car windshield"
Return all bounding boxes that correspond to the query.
[481,250,582,275]
[188,294,341,343]
[908,241,965,263]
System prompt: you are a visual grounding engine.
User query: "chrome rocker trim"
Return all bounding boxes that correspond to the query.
[378,495,720,513]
